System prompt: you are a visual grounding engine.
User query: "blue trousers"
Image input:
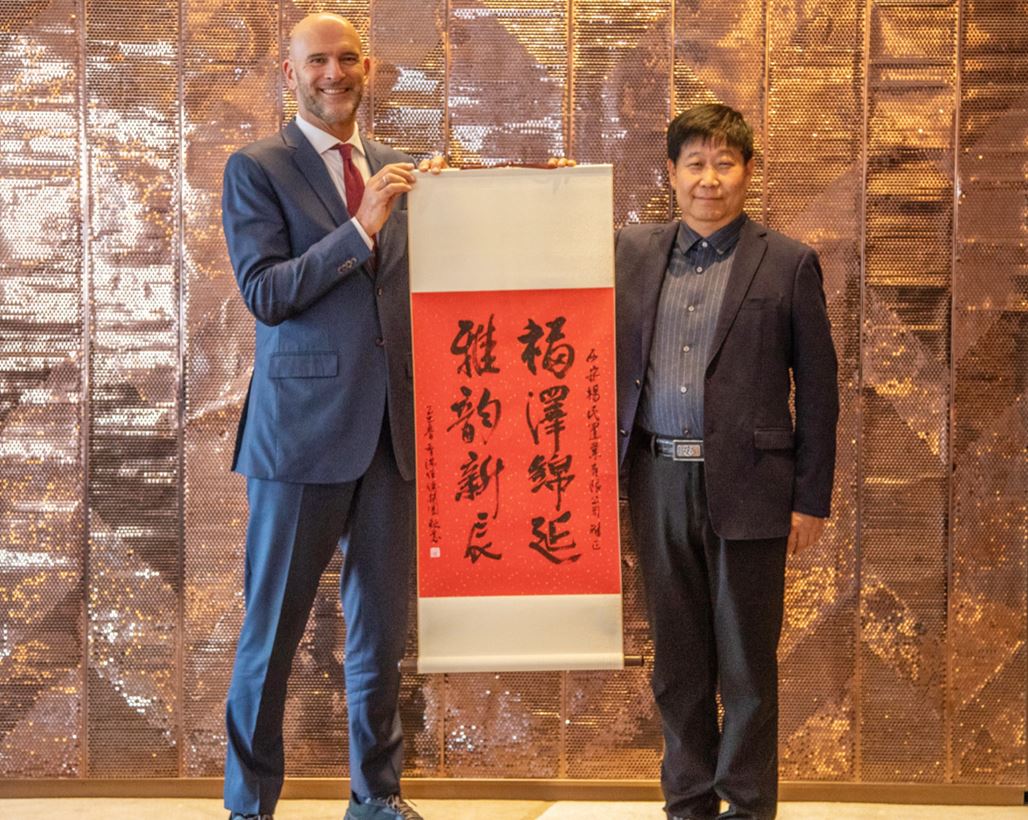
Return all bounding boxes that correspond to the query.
[223,430,414,815]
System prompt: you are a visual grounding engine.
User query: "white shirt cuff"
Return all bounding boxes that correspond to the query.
[353,218,374,249]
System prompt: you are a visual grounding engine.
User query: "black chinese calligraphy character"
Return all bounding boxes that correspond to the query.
[456,450,505,518]
[525,385,570,453]
[527,452,575,511]
[450,314,501,377]
[465,511,501,563]
[518,316,575,378]
[448,385,502,444]
[528,510,581,564]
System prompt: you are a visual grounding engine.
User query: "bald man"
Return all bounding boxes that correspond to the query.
[220,14,440,820]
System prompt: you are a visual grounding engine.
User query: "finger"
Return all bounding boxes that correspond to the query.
[378,168,416,186]
[417,158,430,172]
[546,156,559,168]
[787,526,799,557]
[379,180,414,196]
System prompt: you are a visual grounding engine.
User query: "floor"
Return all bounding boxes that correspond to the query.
[1,799,1026,819]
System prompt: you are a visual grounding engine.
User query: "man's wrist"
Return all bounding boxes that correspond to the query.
[352,217,374,249]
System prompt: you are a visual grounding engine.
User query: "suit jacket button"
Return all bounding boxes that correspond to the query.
[634,378,641,388]
[375,337,385,347]
[618,428,628,436]
[377,287,384,297]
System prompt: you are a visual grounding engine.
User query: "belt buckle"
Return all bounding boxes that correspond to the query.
[672,439,703,461]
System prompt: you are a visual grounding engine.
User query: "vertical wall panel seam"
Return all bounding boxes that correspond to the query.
[440,0,451,774]
[77,0,92,779]
[567,0,575,160]
[668,0,675,222]
[854,0,872,784]
[761,0,769,225]
[439,672,448,776]
[367,1,374,137]
[944,0,964,786]
[444,0,451,156]
[277,1,285,127]
[175,0,187,778]
[559,671,568,777]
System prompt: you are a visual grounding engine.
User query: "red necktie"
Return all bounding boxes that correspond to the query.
[335,142,365,216]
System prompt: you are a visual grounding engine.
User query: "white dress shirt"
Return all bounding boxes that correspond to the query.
[295,113,374,249]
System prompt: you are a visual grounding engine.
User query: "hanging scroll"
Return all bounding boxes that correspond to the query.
[409,166,623,673]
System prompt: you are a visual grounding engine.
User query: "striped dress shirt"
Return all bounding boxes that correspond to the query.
[636,213,748,439]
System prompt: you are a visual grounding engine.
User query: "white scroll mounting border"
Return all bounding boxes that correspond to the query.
[408,165,615,294]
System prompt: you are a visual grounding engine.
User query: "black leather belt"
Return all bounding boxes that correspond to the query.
[651,435,704,462]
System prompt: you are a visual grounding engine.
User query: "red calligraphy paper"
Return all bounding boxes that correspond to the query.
[413,286,620,598]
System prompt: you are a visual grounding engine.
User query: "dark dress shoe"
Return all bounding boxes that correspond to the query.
[344,794,423,819]
[228,813,273,820]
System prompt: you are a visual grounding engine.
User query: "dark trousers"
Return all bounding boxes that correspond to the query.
[628,437,787,820]
[223,426,414,815]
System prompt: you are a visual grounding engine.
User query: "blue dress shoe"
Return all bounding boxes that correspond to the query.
[344,794,423,819]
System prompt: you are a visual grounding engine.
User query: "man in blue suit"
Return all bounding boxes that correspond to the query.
[221,13,439,820]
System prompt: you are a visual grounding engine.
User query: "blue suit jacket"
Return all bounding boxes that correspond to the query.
[615,218,839,540]
[222,120,416,483]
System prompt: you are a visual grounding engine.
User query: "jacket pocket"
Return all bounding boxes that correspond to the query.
[268,352,338,378]
[754,427,794,450]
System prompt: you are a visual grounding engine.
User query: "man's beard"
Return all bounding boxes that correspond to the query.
[300,80,363,126]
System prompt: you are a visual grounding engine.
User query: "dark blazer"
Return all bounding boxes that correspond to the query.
[616,218,839,540]
[222,120,415,484]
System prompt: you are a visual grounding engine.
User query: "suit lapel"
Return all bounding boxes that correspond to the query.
[706,218,768,368]
[637,223,678,367]
[283,120,349,226]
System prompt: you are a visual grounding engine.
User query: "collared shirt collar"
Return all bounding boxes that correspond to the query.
[676,212,749,256]
[294,113,365,160]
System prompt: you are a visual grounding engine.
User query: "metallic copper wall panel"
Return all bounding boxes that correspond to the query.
[859,0,957,782]
[0,0,1025,790]
[83,0,182,776]
[572,0,672,226]
[180,0,280,778]
[441,672,562,777]
[0,0,84,777]
[369,0,446,156]
[950,0,1028,785]
[447,0,568,165]
[766,0,865,782]
[673,0,766,218]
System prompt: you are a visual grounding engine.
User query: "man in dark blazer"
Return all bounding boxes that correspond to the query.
[616,105,839,819]
[220,13,439,820]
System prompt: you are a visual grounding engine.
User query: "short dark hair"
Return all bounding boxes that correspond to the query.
[667,104,754,163]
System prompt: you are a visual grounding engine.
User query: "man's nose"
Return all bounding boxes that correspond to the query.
[700,166,719,185]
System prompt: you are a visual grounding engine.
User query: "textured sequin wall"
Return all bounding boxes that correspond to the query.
[0,0,1024,788]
